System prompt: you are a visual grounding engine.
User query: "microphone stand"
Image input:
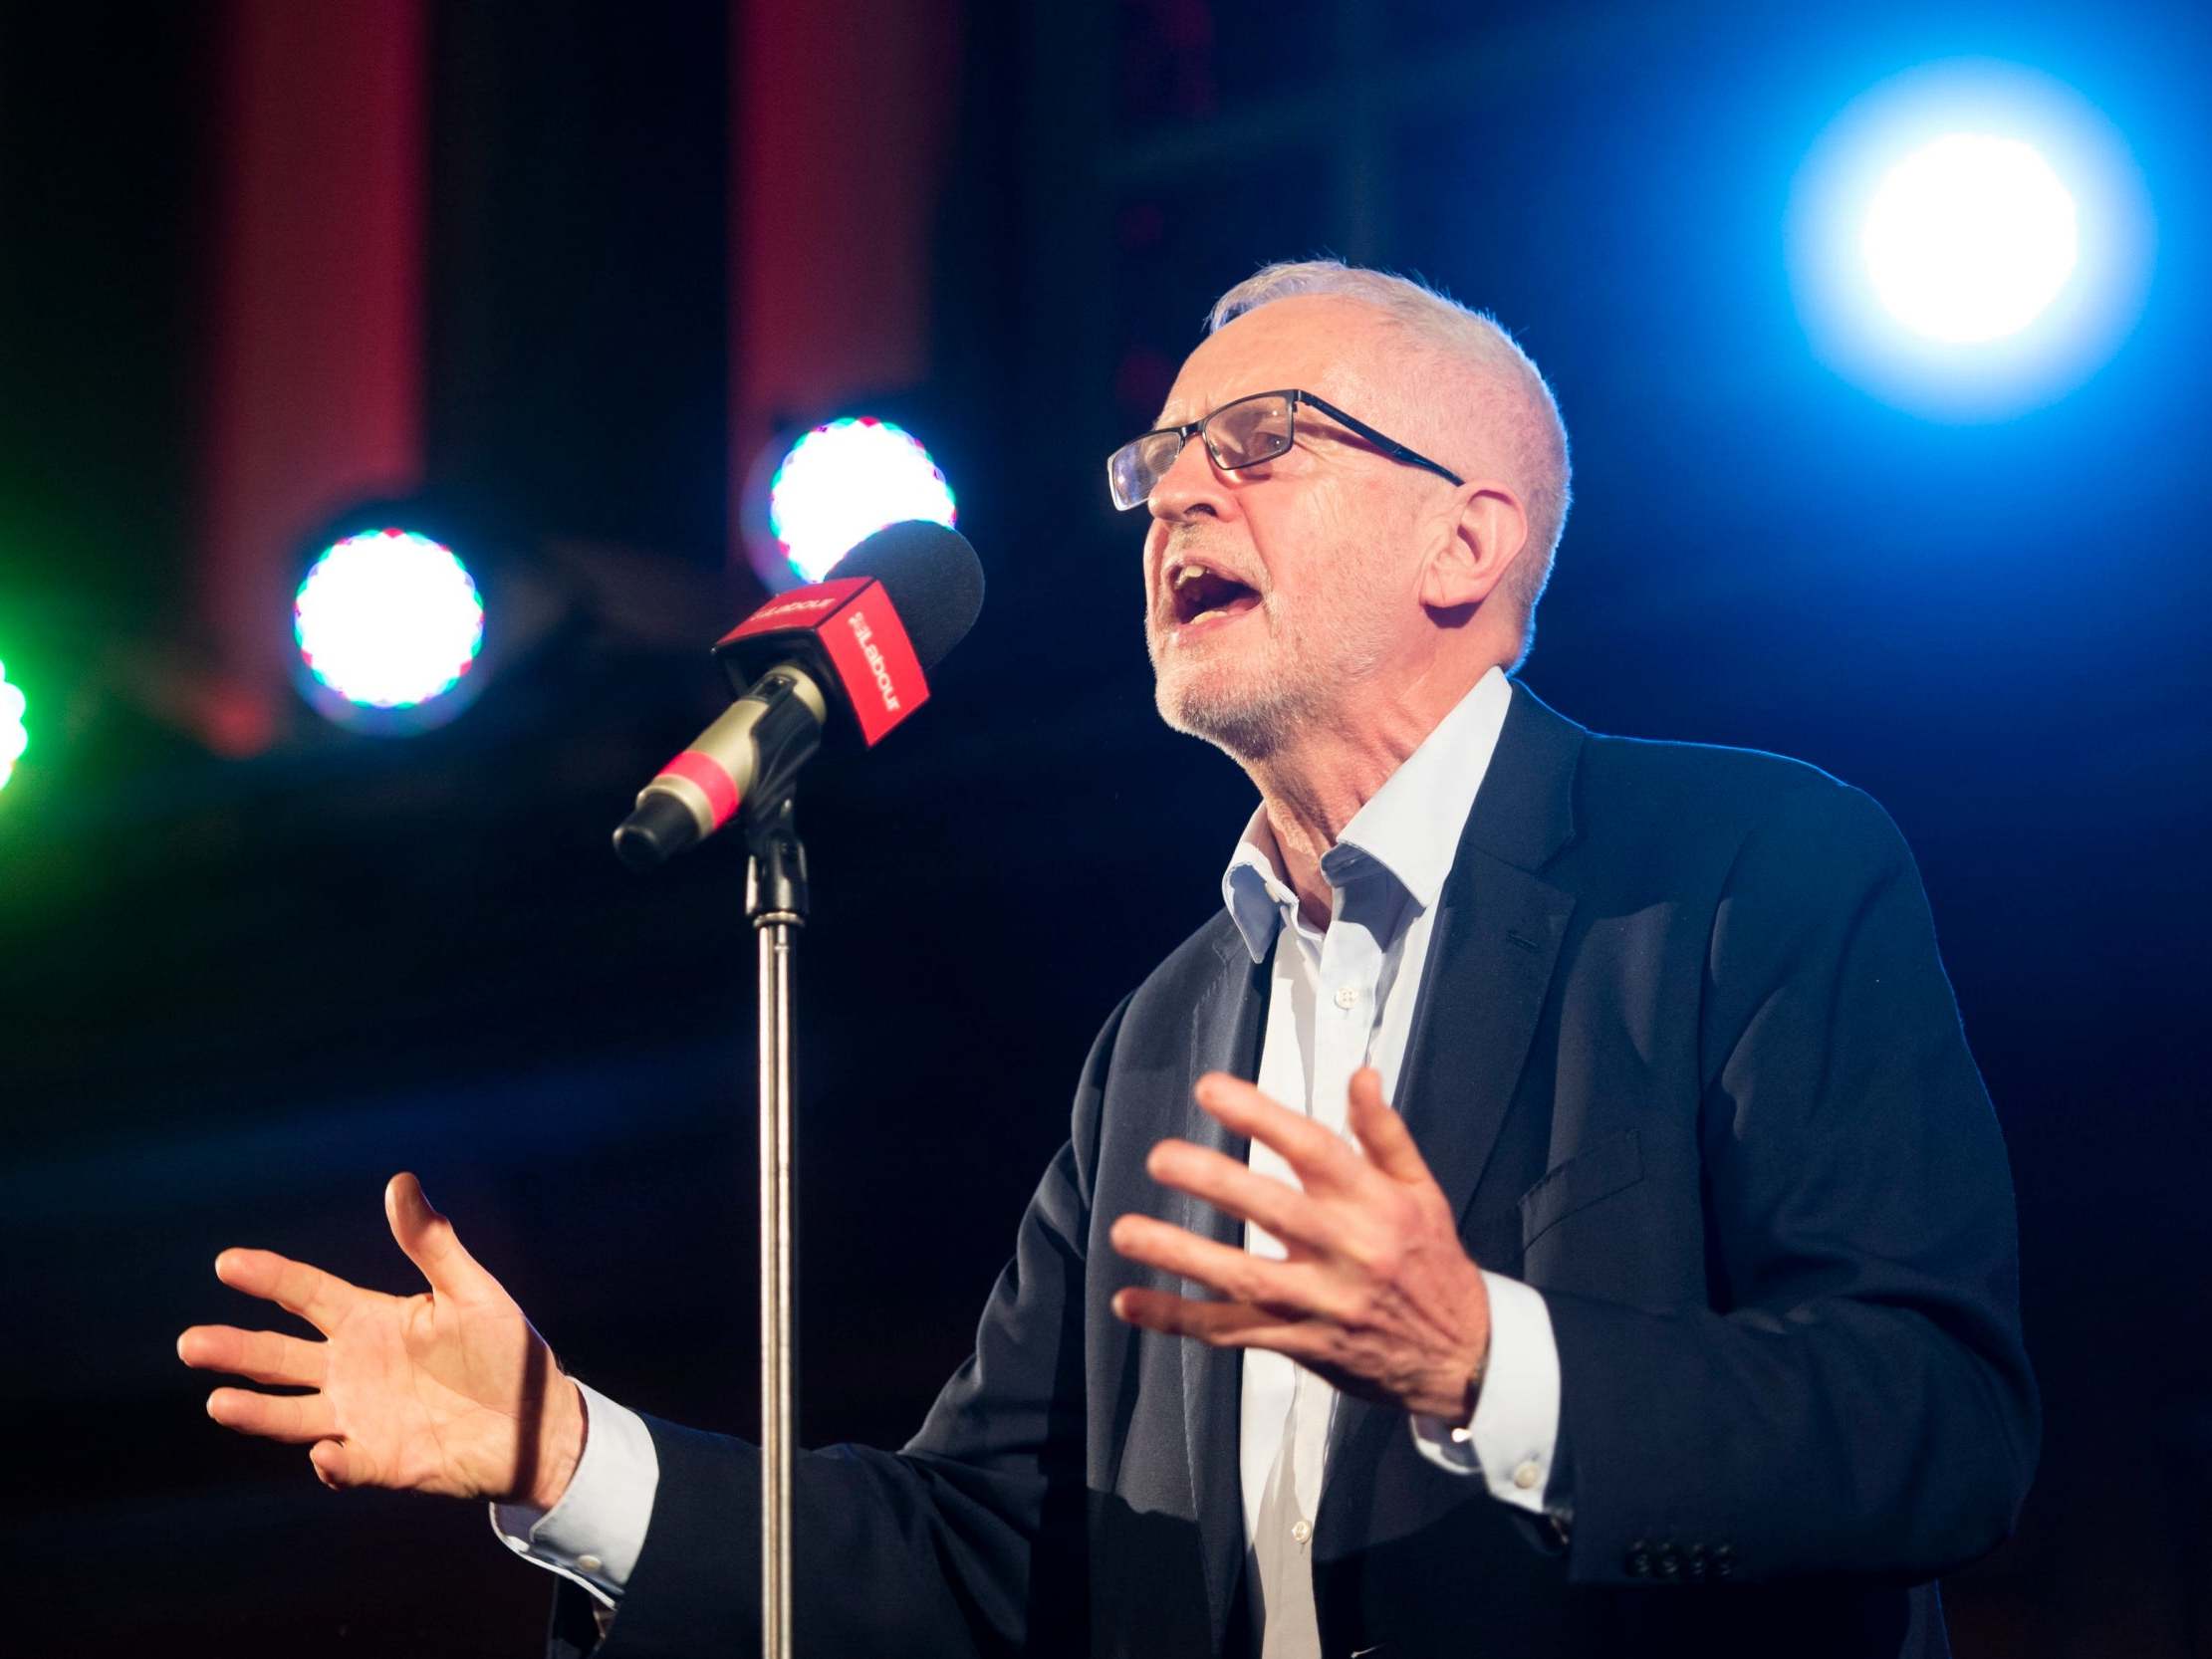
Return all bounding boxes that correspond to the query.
[744,792,807,1659]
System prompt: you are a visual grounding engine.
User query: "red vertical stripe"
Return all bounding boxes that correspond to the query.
[730,0,964,569]
[200,0,425,755]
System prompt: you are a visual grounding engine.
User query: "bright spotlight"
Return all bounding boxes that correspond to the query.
[766,417,956,584]
[294,529,485,727]
[1789,60,2154,420]
[1862,134,2078,342]
[0,660,25,792]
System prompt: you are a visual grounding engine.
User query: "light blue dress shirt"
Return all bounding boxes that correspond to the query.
[1224,667,1563,1656]
[494,665,1565,1613]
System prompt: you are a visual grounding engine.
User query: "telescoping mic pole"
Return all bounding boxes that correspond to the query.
[746,795,806,1659]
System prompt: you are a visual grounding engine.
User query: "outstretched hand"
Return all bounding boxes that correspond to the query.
[1109,1067,1491,1422]
[177,1174,585,1510]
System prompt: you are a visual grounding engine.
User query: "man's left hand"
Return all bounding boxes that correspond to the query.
[1108,1066,1490,1422]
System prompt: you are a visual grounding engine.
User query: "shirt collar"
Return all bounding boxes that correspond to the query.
[1220,666,1514,964]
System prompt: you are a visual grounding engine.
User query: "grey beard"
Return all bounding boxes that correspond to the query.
[1145,589,1389,763]
[1154,678,1311,764]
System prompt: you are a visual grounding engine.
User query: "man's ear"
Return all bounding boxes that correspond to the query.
[1418,484,1529,612]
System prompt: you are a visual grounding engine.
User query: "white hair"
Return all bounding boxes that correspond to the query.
[1206,260,1571,660]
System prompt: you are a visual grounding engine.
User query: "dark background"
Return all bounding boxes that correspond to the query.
[3,2,2207,1654]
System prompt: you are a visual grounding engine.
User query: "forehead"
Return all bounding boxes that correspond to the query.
[1157,294,1398,426]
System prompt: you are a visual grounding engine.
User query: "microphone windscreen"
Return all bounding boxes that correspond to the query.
[827,521,985,673]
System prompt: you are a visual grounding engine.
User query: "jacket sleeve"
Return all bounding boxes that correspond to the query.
[563,994,1130,1659]
[1545,781,2039,1588]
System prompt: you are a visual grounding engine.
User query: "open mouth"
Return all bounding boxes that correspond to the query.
[1167,562,1262,629]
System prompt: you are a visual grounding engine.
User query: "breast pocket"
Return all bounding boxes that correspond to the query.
[1517,1127,1644,1252]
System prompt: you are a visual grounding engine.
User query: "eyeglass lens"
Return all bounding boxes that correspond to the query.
[1205,393,1293,470]
[1110,393,1296,509]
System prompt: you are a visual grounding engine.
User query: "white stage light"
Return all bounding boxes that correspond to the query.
[766,417,957,584]
[1862,134,2078,343]
[294,530,485,720]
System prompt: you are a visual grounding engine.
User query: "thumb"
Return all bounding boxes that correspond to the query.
[384,1173,486,1300]
[1348,1068,1431,1183]
[309,1438,356,1490]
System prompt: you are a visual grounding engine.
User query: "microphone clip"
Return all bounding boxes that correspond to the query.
[742,793,809,928]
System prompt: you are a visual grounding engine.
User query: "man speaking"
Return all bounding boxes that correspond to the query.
[179,261,2038,1657]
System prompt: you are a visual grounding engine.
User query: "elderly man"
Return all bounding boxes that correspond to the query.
[180,261,2037,1658]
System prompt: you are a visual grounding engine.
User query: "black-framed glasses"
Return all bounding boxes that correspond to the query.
[1106,387,1465,511]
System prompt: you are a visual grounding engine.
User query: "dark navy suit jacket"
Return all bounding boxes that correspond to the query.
[555,683,2038,1659]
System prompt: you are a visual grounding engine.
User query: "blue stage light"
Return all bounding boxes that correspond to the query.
[766,417,957,584]
[1789,61,2153,420]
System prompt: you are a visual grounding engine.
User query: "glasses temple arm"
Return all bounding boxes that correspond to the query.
[1295,393,1465,486]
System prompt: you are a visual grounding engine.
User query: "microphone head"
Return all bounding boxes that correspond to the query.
[824,521,984,673]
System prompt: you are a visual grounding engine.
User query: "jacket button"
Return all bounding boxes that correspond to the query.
[1625,1548,1650,1578]
[1656,1546,1681,1579]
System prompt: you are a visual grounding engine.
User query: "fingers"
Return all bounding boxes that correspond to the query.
[177,1324,328,1389]
[1346,1066,1433,1184]
[1194,1073,1362,1188]
[384,1173,485,1301]
[212,1249,359,1336]
[1193,1069,1433,1192]
[1108,1214,1353,1321]
[205,1385,337,1445]
[1111,1285,1275,1339]
[1110,1287,1337,1364]
[1143,1138,1336,1251]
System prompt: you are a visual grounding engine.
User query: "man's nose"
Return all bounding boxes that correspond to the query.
[1147,433,1235,524]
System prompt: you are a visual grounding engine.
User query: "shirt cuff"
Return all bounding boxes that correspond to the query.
[1408,1271,1564,1517]
[489,1378,661,1607]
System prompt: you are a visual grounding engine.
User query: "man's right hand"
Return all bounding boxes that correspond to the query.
[178,1173,586,1511]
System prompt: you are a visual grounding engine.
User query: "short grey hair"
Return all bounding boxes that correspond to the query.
[1207,260,1571,660]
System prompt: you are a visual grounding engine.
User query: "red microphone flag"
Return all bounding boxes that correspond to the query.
[716,575,929,746]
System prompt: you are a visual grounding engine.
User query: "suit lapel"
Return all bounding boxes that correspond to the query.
[1392,681,1584,1218]
[1180,931,1268,1650]
[1391,849,1576,1224]
[1324,683,1583,1484]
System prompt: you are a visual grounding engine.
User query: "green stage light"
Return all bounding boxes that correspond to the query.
[0,659,26,792]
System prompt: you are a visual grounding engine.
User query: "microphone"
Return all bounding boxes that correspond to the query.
[613,520,984,871]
